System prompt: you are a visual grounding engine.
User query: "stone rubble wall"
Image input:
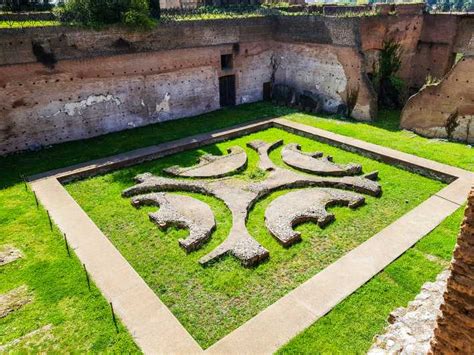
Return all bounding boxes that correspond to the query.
[369,270,450,355]
[400,56,474,144]
[430,189,474,354]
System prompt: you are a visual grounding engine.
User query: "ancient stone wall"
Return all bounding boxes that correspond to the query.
[0,43,274,154]
[360,14,425,91]
[430,189,474,354]
[1,13,473,155]
[274,42,376,120]
[400,56,474,143]
[454,16,474,55]
[0,18,274,66]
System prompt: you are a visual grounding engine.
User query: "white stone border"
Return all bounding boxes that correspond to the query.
[29,118,474,355]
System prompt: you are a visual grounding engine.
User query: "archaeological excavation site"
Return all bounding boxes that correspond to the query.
[0,0,473,353]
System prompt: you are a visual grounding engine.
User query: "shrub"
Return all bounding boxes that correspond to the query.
[57,0,155,30]
[372,39,405,109]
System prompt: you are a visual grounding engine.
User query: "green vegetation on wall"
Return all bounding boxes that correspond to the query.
[372,39,405,109]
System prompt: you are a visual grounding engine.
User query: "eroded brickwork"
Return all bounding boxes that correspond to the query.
[0,13,473,155]
[401,56,474,143]
[430,189,474,354]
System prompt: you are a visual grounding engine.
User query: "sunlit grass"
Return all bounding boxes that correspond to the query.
[66,127,444,348]
[0,20,60,28]
[0,102,468,352]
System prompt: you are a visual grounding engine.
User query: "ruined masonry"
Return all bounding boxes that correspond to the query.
[1,9,473,156]
[123,141,381,266]
[430,189,474,354]
[369,270,450,355]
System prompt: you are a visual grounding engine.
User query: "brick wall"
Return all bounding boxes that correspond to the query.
[430,189,474,354]
[1,13,473,155]
[400,56,474,144]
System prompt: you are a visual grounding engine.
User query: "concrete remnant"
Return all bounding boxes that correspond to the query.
[0,285,32,319]
[123,140,381,267]
[131,192,216,252]
[164,146,247,178]
[0,246,22,266]
[265,188,365,246]
[281,143,362,176]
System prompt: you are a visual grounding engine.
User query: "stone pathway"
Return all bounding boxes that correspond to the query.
[368,270,449,355]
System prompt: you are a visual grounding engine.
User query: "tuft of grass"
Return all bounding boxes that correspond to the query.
[0,20,60,28]
[65,127,444,348]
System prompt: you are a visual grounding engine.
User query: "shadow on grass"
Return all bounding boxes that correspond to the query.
[0,102,295,189]
[107,144,225,187]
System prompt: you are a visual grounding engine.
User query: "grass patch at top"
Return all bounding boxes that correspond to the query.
[65,127,444,348]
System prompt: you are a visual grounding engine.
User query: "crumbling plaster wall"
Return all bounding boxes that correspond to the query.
[234,42,274,105]
[400,56,474,144]
[273,43,376,120]
[273,16,376,120]
[0,20,276,155]
[0,42,276,154]
[0,48,224,153]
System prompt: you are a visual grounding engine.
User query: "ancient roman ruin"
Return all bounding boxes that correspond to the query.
[1,5,473,156]
[1,2,474,353]
[123,140,381,266]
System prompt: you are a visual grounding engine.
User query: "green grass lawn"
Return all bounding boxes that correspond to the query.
[0,188,139,351]
[278,208,461,354]
[0,102,469,352]
[0,20,60,28]
[65,127,444,348]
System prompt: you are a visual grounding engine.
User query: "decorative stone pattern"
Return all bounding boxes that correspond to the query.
[282,143,362,176]
[0,246,22,266]
[131,192,216,252]
[369,270,449,355]
[265,188,365,246]
[430,189,474,354]
[164,146,247,178]
[123,140,381,267]
[0,285,32,319]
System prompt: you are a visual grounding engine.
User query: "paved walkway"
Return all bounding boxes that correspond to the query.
[29,118,474,354]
